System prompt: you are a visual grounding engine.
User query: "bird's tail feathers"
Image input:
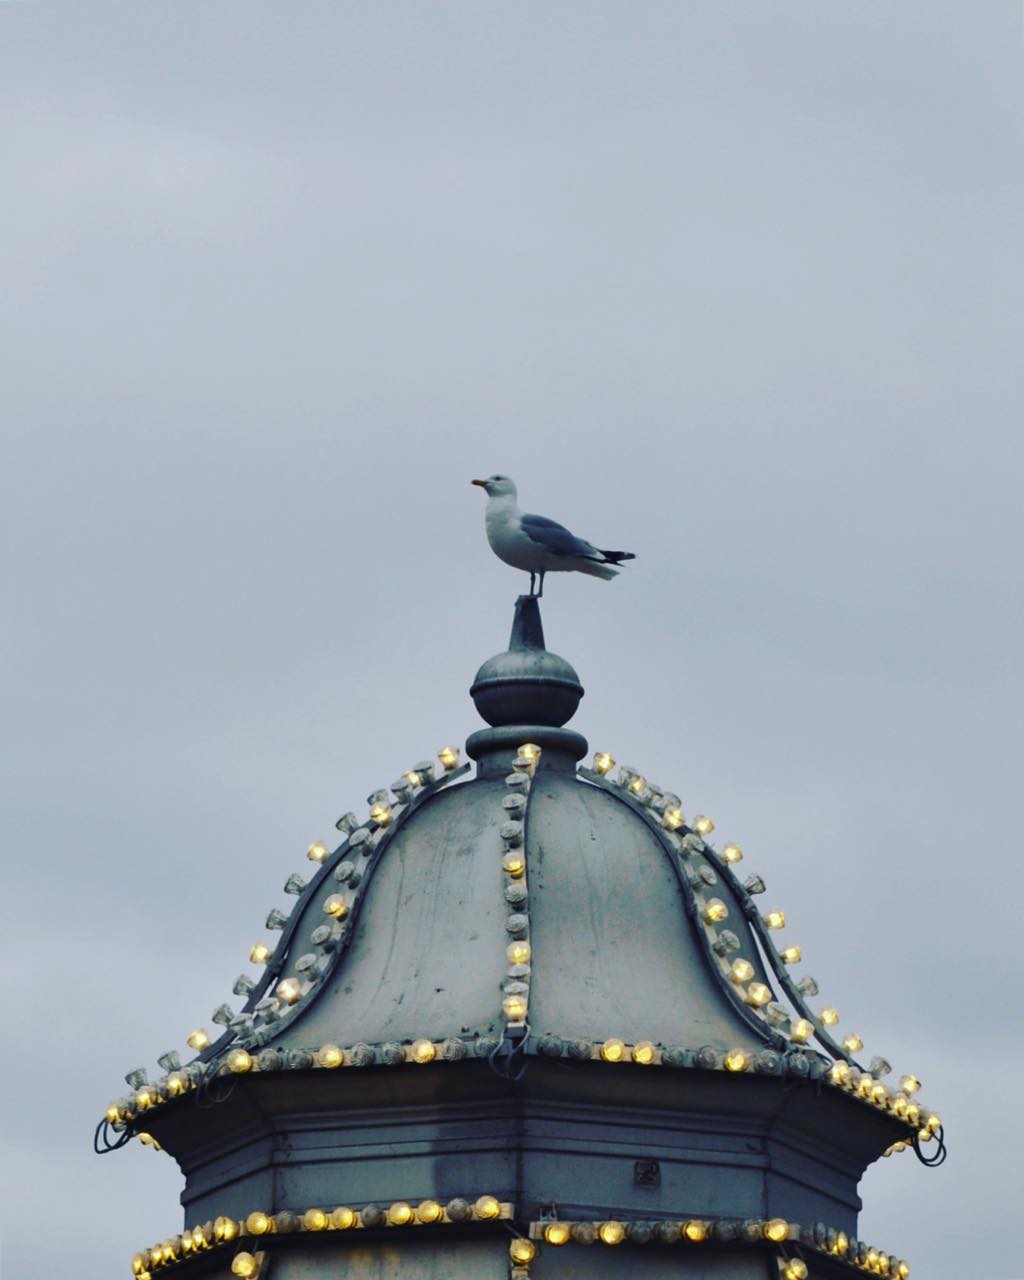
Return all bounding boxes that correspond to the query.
[599,549,636,564]
[576,560,619,581]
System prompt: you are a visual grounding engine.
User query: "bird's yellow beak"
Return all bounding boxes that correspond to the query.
[471,479,487,487]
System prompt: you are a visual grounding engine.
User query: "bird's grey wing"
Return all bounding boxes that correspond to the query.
[521,512,600,559]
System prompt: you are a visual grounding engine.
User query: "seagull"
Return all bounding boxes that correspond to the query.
[472,474,635,597]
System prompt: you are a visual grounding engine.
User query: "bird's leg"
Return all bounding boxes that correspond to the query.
[529,572,536,596]
[537,571,545,598]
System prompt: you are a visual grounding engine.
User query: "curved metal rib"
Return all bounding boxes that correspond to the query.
[578,767,786,1051]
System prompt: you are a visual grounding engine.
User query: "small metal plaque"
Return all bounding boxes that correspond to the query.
[633,1158,660,1188]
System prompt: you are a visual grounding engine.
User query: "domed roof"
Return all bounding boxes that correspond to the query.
[99,597,938,1164]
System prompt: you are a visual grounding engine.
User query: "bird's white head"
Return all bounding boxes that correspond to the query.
[471,474,517,499]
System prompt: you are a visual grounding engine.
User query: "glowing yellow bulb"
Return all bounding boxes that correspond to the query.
[593,752,615,774]
[249,943,271,965]
[900,1074,921,1095]
[703,898,728,923]
[926,1111,941,1133]
[510,1238,537,1262]
[545,1222,571,1245]
[303,1208,328,1231]
[135,1088,153,1110]
[746,982,772,1007]
[830,1061,851,1086]
[722,843,743,863]
[600,1037,626,1063]
[474,1195,501,1220]
[323,894,348,919]
[791,1019,814,1043]
[906,1102,921,1126]
[316,1044,343,1068]
[131,1254,147,1276]
[403,770,421,787]
[763,1218,789,1242]
[628,774,648,795]
[599,1220,625,1245]
[307,842,327,863]
[693,814,714,836]
[166,1072,187,1096]
[871,1083,889,1106]
[187,1028,209,1051]
[276,978,301,1004]
[682,1219,707,1242]
[724,1049,749,1072]
[369,802,392,826]
[231,1253,258,1278]
[663,806,685,830]
[503,994,528,1022]
[105,1103,119,1124]
[632,1040,656,1065]
[781,945,802,964]
[763,909,786,929]
[214,1217,238,1242]
[518,742,541,762]
[897,1262,910,1278]
[410,1038,436,1064]
[784,1262,809,1280]
[842,1033,863,1053]
[438,745,460,770]
[501,852,526,878]
[416,1200,442,1224]
[836,1231,849,1254]
[820,1006,840,1026]
[331,1207,356,1230]
[730,958,755,982]
[227,1048,252,1073]
[388,1201,413,1226]
[245,1211,271,1235]
[506,940,531,965]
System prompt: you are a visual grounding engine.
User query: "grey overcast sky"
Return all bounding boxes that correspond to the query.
[1,3,1020,1276]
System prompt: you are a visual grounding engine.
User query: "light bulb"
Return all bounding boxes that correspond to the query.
[781,945,802,964]
[599,1220,625,1245]
[388,1202,413,1226]
[518,742,541,761]
[842,1033,863,1054]
[438,745,460,770]
[503,994,528,1021]
[506,940,531,965]
[871,1083,889,1106]
[186,1029,209,1051]
[703,898,728,923]
[820,1006,839,1026]
[416,1200,442,1224]
[214,1217,238,1242]
[249,943,271,965]
[693,815,714,836]
[331,1207,356,1230]
[474,1195,501,1220]
[600,1037,625,1063]
[545,1222,571,1245]
[323,894,348,919]
[730,958,755,982]
[784,1262,809,1280]
[829,1062,850,1086]
[276,978,301,1004]
[593,752,615,774]
[227,1049,252,1073]
[410,1038,436,1064]
[369,802,392,826]
[632,1040,656,1065]
[306,842,327,863]
[682,1219,707,1242]
[510,1238,537,1262]
[900,1074,921,1095]
[663,806,685,830]
[763,909,786,929]
[764,1218,789,1242]
[245,1211,271,1235]
[231,1254,258,1278]
[926,1112,941,1133]
[303,1208,328,1231]
[316,1044,343,1069]
[722,843,743,863]
[746,982,772,1007]
[501,851,526,878]
[628,774,648,795]
[724,1049,749,1072]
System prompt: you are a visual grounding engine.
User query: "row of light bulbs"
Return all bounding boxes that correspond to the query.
[591,750,932,1129]
[499,744,541,1027]
[130,1195,510,1277]
[108,746,466,1125]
